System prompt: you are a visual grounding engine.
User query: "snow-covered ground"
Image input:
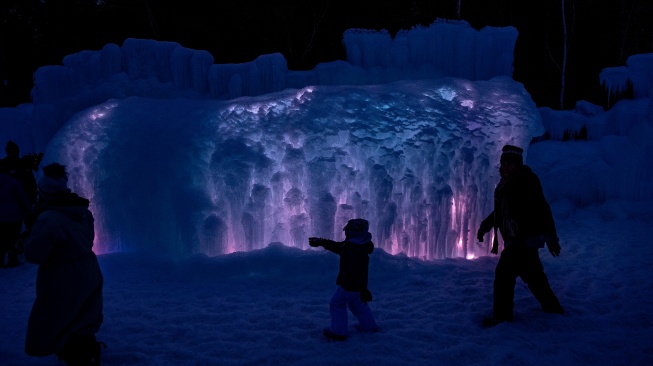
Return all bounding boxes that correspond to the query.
[1,194,652,365]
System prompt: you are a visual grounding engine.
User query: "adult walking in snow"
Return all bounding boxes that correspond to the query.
[309,218,379,340]
[23,163,105,365]
[1,140,39,205]
[0,160,30,267]
[477,144,564,327]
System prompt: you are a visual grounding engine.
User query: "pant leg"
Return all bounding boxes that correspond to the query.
[346,292,378,331]
[329,287,349,335]
[0,221,21,266]
[0,221,22,266]
[493,247,519,320]
[518,248,563,312]
[56,334,98,366]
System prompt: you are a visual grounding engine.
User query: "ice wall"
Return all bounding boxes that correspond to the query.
[600,53,653,100]
[15,20,518,155]
[30,19,515,105]
[44,77,542,259]
[344,20,516,80]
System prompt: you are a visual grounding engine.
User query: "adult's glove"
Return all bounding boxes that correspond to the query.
[546,237,561,257]
[19,230,30,241]
[308,237,325,247]
[477,219,493,242]
[360,289,373,303]
[490,239,499,255]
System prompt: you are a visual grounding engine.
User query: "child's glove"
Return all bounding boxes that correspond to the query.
[360,289,373,303]
[308,237,326,247]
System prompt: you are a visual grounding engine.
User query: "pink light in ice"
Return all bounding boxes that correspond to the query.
[47,78,542,259]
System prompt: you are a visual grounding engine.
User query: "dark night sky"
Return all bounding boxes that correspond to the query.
[1,0,652,110]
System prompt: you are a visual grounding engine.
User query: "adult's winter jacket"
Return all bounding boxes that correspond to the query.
[23,192,103,357]
[0,156,38,204]
[0,172,29,222]
[480,164,557,245]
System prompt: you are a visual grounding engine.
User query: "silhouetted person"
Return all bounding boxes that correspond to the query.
[2,141,39,205]
[23,163,105,365]
[477,144,564,327]
[309,218,379,340]
[0,161,30,267]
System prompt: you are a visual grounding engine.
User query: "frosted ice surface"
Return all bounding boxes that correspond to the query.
[45,76,542,259]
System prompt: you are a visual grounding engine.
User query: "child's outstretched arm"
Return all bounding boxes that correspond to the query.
[308,237,327,247]
[308,237,343,253]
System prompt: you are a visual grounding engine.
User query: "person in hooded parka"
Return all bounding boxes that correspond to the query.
[23,163,105,365]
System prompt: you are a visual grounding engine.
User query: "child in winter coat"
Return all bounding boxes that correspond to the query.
[309,218,378,340]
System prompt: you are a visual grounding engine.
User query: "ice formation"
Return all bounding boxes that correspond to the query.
[3,19,552,259]
[45,77,542,259]
[600,53,653,100]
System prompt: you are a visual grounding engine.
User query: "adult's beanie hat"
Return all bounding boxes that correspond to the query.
[38,163,69,195]
[500,144,524,165]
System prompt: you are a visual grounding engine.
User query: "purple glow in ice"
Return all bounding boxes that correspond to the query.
[45,77,542,259]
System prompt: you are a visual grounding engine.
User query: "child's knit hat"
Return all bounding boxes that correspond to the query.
[344,218,372,244]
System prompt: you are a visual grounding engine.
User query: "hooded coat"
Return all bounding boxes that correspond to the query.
[23,192,103,357]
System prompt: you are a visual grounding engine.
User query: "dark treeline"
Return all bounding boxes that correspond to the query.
[1,0,652,110]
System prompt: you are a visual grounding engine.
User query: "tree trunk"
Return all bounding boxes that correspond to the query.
[559,0,567,110]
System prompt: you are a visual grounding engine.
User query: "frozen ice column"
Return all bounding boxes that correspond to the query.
[47,76,542,259]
